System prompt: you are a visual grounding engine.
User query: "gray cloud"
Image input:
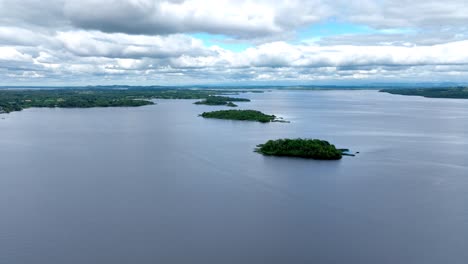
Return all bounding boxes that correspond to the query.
[316,30,468,46]
[0,0,329,39]
[2,0,468,38]
[341,0,468,29]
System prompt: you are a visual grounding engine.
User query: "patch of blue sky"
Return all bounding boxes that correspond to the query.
[191,21,417,49]
[298,19,416,43]
[378,28,416,34]
[191,33,252,52]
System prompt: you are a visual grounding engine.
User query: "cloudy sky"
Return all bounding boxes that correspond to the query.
[1,0,468,85]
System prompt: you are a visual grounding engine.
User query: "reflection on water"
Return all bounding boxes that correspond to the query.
[0,90,467,264]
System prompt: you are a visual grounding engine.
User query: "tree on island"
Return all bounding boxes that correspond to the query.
[200,110,278,123]
[255,138,345,160]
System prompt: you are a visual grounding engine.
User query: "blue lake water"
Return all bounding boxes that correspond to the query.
[1,90,467,263]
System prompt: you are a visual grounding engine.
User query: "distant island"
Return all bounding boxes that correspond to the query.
[255,138,349,160]
[194,96,250,107]
[380,87,468,99]
[0,88,250,114]
[200,110,280,123]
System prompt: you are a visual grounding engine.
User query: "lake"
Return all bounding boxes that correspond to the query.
[1,90,467,263]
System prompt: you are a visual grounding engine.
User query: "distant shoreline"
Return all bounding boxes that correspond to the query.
[1,84,466,91]
[380,87,468,99]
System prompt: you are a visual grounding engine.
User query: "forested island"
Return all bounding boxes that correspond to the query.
[194,96,250,106]
[0,88,250,114]
[255,138,349,160]
[380,87,468,99]
[200,110,279,123]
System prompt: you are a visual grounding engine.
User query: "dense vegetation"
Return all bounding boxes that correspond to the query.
[255,138,346,160]
[194,96,250,106]
[0,90,150,113]
[0,88,250,114]
[200,110,277,123]
[380,87,468,99]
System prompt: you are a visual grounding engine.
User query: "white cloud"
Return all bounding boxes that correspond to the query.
[2,30,468,85]
[167,40,468,69]
[55,31,212,58]
[0,47,33,61]
[1,0,468,84]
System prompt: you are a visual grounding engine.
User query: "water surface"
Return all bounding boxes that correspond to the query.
[1,90,467,263]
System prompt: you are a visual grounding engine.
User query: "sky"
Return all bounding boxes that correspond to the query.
[1,0,468,86]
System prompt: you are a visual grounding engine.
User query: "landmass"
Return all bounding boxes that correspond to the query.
[200,110,280,123]
[380,87,468,99]
[0,88,248,114]
[194,96,250,106]
[226,102,238,107]
[255,138,349,160]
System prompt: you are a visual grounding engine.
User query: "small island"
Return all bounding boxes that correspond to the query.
[194,96,250,107]
[200,109,281,123]
[380,87,468,99]
[255,138,348,160]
